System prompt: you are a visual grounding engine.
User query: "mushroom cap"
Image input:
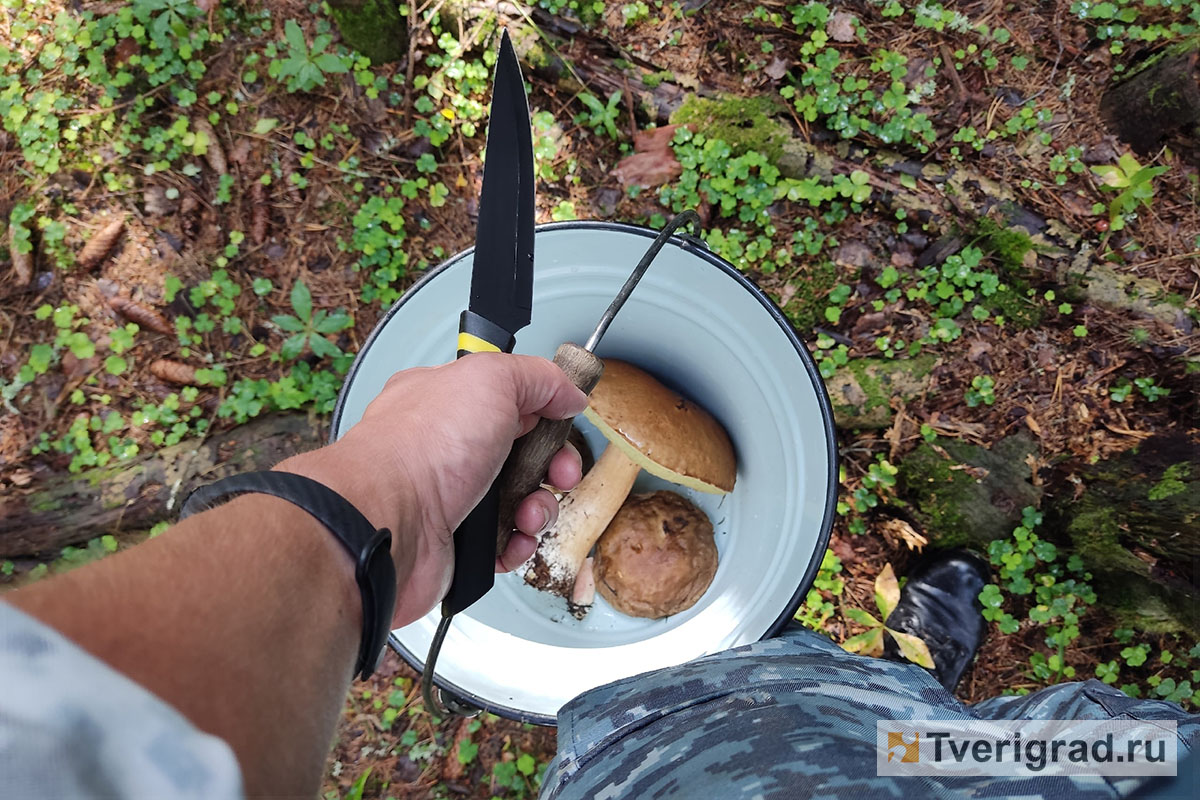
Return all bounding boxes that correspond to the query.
[582,360,736,494]
[593,491,719,619]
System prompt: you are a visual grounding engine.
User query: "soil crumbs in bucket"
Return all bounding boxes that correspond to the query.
[0,0,1196,798]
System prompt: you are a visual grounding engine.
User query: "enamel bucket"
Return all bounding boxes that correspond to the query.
[332,221,837,723]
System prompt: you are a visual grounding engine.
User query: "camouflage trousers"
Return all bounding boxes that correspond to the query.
[540,627,1199,799]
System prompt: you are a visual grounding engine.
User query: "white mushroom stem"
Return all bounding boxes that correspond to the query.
[570,557,596,619]
[524,444,641,599]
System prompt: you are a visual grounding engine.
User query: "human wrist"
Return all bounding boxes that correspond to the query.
[276,435,411,534]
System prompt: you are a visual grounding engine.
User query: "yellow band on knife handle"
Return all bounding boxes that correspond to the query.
[457,332,503,354]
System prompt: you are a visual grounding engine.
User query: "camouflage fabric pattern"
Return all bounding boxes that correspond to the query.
[0,602,242,798]
[541,627,1200,799]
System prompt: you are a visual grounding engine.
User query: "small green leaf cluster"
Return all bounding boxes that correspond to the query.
[979,507,1097,683]
[536,0,606,27]
[812,333,850,379]
[576,91,624,140]
[836,455,898,535]
[491,747,545,798]
[268,19,350,93]
[1109,375,1171,403]
[794,548,846,630]
[1092,153,1169,231]
[965,374,996,407]
[660,129,868,274]
[271,280,354,361]
[1068,0,1200,57]
[341,195,411,306]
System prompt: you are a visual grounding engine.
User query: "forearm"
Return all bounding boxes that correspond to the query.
[8,441,402,796]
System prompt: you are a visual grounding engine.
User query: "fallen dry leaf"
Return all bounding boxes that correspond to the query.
[830,535,858,566]
[1025,453,1043,487]
[193,118,227,176]
[1024,413,1042,436]
[833,240,873,268]
[195,0,220,11]
[441,718,473,782]
[228,137,253,165]
[764,56,790,81]
[150,359,199,385]
[966,339,993,363]
[249,181,269,245]
[613,150,683,189]
[113,37,139,65]
[61,352,98,380]
[78,218,126,271]
[633,123,687,153]
[879,518,928,552]
[827,11,859,42]
[143,185,177,216]
[109,296,173,335]
[9,220,32,287]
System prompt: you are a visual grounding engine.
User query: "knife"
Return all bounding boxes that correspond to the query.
[441,30,539,617]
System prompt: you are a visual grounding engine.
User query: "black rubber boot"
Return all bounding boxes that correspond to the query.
[883,550,990,692]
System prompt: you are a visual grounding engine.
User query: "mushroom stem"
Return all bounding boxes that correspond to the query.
[524,444,641,599]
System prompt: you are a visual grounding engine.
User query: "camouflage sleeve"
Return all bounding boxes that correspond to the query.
[0,601,243,798]
[541,626,1200,800]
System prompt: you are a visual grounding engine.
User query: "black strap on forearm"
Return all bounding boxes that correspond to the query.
[180,471,397,680]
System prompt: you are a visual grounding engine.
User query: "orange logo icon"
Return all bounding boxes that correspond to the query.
[887,731,919,763]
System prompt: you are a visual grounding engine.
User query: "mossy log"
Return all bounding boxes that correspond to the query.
[328,0,408,65]
[0,414,325,557]
[1052,435,1199,634]
[1100,37,1200,157]
[897,433,1042,549]
[827,356,936,429]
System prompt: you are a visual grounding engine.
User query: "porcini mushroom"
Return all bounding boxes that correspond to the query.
[594,491,719,618]
[524,359,735,613]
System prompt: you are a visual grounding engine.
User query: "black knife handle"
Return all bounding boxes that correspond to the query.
[458,310,515,357]
[443,481,503,616]
[443,310,516,616]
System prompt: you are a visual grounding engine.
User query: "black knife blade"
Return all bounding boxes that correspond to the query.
[444,29,535,617]
[456,29,534,358]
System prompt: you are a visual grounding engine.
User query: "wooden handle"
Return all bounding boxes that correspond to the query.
[495,343,605,554]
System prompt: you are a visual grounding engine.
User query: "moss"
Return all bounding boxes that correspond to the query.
[826,355,936,429]
[30,495,63,514]
[328,0,408,65]
[1149,462,1190,501]
[981,283,1044,329]
[781,260,836,331]
[897,442,973,547]
[976,217,1035,276]
[670,94,791,160]
[1058,438,1200,635]
[898,434,1042,548]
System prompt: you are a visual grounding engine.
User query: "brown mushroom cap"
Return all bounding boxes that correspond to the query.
[593,491,719,619]
[582,360,736,494]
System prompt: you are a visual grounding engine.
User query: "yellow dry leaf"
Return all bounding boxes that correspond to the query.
[875,563,901,619]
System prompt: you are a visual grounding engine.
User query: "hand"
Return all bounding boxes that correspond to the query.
[282,354,588,626]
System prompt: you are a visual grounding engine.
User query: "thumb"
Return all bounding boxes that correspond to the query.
[503,354,589,421]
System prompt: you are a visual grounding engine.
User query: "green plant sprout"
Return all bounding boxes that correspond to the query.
[269,19,349,92]
[271,280,354,360]
[1091,153,1168,232]
[576,91,623,139]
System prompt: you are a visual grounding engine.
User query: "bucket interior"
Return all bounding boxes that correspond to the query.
[332,221,836,721]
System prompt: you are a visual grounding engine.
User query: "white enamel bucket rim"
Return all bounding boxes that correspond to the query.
[331,220,838,724]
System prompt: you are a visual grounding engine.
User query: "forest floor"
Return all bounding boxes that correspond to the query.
[0,1,1197,799]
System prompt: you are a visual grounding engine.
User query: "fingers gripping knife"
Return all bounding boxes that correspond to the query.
[420,30,700,717]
